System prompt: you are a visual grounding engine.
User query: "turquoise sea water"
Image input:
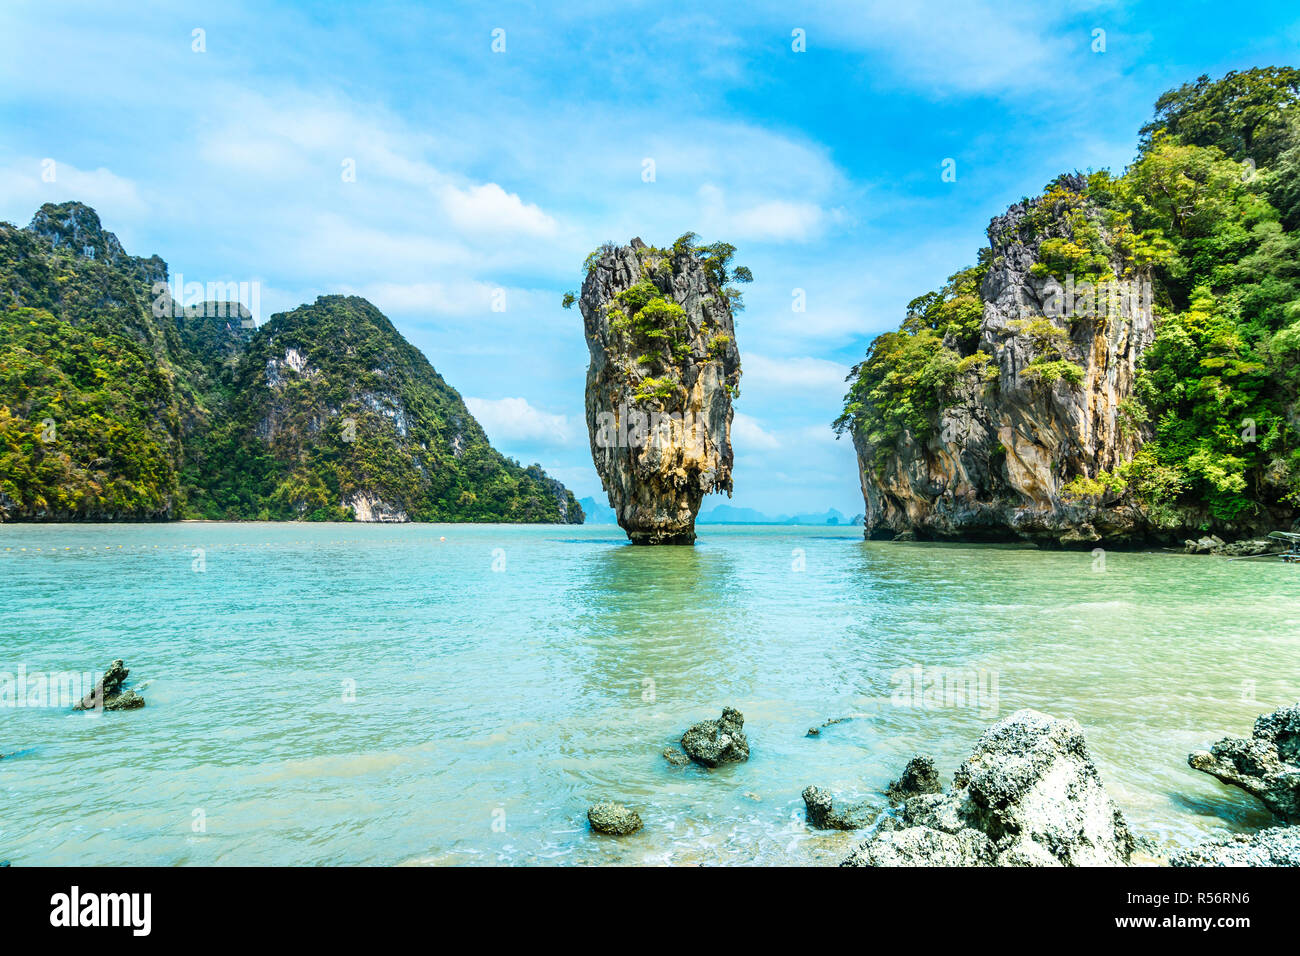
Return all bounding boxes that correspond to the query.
[1,522,1297,866]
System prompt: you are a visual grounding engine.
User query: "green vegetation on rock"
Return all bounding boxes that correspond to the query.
[0,203,582,523]
[837,67,1300,529]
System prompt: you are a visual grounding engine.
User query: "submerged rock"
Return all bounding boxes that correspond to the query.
[1171,826,1300,867]
[73,660,145,711]
[842,710,1135,866]
[662,748,691,767]
[806,716,851,737]
[884,755,943,805]
[579,237,743,545]
[1188,701,1300,822]
[587,802,643,836]
[680,706,750,767]
[801,786,877,830]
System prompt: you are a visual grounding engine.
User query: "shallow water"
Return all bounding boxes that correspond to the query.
[1,522,1296,865]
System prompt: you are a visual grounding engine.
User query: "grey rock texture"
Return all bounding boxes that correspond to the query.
[885,755,943,805]
[843,710,1135,866]
[27,201,166,284]
[801,785,877,830]
[806,716,850,737]
[680,706,749,767]
[587,802,643,835]
[1188,701,1300,821]
[74,659,145,711]
[1171,826,1300,866]
[662,748,690,767]
[580,239,741,544]
[1214,538,1277,557]
[851,176,1157,547]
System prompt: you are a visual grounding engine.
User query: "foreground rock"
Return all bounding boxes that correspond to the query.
[1188,701,1300,821]
[73,659,145,711]
[578,237,744,544]
[885,755,943,804]
[587,802,643,836]
[801,786,877,830]
[842,710,1135,866]
[680,707,750,767]
[1171,826,1300,867]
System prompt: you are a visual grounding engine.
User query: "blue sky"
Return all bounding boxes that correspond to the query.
[2,1,1298,515]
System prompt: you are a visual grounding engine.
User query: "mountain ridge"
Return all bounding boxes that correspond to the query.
[0,201,582,524]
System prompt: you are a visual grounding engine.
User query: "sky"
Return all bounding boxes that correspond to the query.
[2,1,1298,515]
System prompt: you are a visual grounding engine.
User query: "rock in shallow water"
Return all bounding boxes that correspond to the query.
[1188,701,1300,822]
[1171,826,1300,866]
[885,755,943,805]
[662,748,690,767]
[587,802,643,836]
[842,710,1134,867]
[680,707,749,767]
[801,786,876,830]
[73,659,145,711]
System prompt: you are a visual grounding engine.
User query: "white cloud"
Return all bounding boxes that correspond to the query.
[787,0,1104,96]
[465,396,575,448]
[440,182,558,238]
[0,159,146,228]
[342,280,497,316]
[744,354,851,394]
[729,199,826,242]
[732,412,781,450]
[696,183,825,243]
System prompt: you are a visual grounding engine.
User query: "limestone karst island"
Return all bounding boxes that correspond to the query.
[3,0,1300,925]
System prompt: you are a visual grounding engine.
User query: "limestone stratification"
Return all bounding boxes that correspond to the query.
[842,710,1135,866]
[840,176,1157,547]
[1188,701,1300,821]
[579,238,742,545]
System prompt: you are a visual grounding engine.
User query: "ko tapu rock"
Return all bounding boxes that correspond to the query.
[575,235,744,544]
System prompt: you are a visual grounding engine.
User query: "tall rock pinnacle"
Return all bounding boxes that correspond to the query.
[577,235,745,544]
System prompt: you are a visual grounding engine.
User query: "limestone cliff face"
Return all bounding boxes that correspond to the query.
[853,177,1156,546]
[580,239,741,544]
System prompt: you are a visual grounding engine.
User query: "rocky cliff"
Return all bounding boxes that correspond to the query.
[840,70,1300,546]
[841,176,1158,546]
[578,236,743,544]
